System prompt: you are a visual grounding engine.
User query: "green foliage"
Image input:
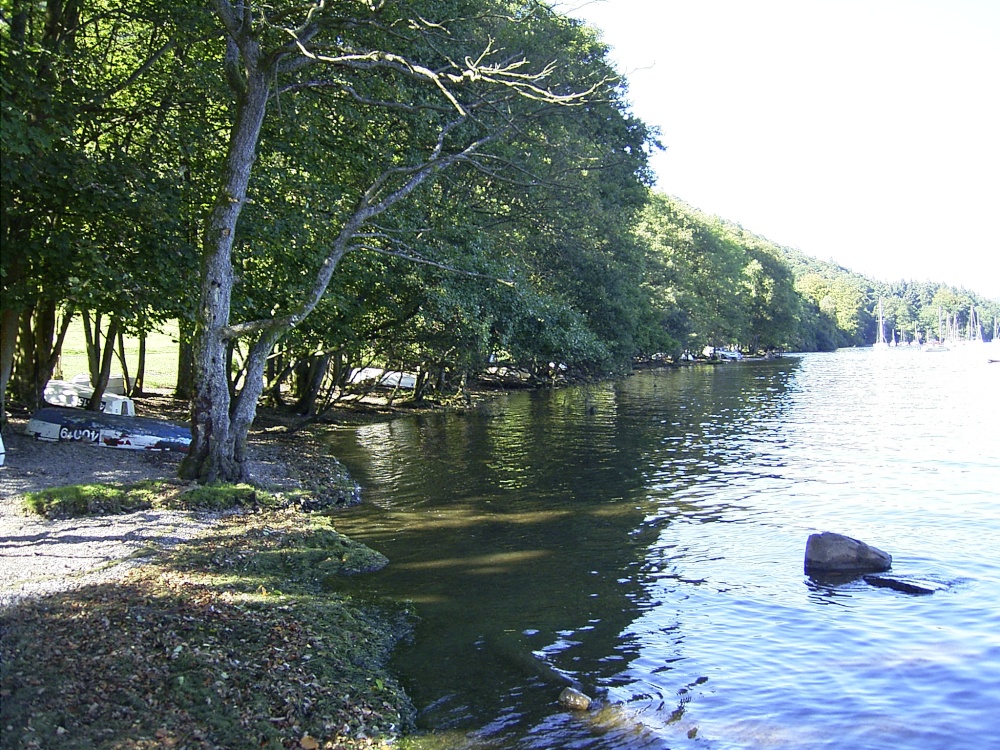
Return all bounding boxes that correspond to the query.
[631,193,1000,354]
[788,248,999,346]
[213,0,661,403]
[2,0,212,413]
[6,0,995,422]
[638,194,801,353]
[1,0,209,321]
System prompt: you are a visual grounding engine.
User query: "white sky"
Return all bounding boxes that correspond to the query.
[562,0,1000,300]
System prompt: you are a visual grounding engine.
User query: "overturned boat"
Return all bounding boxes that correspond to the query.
[26,406,191,453]
[43,378,136,416]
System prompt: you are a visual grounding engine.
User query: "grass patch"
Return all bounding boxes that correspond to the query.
[55,317,180,390]
[174,482,281,511]
[174,522,390,582]
[21,481,289,519]
[21,480,173,518]
[0,511,414,750]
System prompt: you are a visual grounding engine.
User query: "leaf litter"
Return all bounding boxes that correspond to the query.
[0,510,416,749]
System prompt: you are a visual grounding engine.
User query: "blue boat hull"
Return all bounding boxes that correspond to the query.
[26,406,191,453]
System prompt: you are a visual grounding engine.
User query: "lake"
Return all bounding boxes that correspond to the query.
[327,347,1000,750]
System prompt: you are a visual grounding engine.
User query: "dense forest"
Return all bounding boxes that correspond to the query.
[2,1,997,480]
[642,196,1000,354]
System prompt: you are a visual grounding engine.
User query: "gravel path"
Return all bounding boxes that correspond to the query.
[0,421,293,607]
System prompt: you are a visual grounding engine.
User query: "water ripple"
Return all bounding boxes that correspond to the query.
[328,349,1000,750]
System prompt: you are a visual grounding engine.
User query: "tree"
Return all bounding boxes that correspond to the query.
[179,1,615,482]
[229,12,656,409]
[1,0,208,417]
[740,246,799,351]
[638,195,750,353]
[793,274,839,350]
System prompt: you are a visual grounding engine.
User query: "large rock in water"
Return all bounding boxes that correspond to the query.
[804,532,891,575]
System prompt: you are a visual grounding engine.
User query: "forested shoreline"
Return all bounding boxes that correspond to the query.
[3,1,997,453]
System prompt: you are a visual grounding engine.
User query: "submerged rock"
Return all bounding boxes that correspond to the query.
[559,687,593,711]
[863,575,935,595]
[804,532,891,575]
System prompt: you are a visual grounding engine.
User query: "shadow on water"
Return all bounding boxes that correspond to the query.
[325,360,804,748]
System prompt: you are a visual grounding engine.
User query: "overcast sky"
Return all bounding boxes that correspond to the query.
[562,0,1000,301]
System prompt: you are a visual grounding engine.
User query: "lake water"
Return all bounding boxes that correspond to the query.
[327,347,1000,750]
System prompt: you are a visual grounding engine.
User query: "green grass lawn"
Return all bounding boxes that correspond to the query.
[55,317,180,391]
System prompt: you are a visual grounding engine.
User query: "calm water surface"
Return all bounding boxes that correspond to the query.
[327,347,1000,750]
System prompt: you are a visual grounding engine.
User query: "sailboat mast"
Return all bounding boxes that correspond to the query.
[874,298,888,348]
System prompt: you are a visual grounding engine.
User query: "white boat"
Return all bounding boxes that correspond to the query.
[44,379,136,416]
[702,346,742,360]
[348,367,417,389]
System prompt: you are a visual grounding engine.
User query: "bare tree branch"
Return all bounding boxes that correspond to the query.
[353,245,515,285]
[220,120,505,342]
[275,79,454,113]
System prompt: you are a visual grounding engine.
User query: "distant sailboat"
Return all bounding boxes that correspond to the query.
[968,303,984,343]
[873,298,889,350]
[924,310,949,352]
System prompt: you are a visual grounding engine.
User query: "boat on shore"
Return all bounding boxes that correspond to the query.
[44,378,136,415]
[348,367,417,389]
[701,345,743,361]
[26,406,191,453]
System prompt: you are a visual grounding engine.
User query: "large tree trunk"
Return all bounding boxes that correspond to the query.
[85,317,119,411]
[11,303,73,412]
[180,66,270,484]
[0,308,19,426]
[178,3,490,484]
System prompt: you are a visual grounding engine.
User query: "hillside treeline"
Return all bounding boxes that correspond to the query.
[3,1,997,425]
[651,198,1000,354]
